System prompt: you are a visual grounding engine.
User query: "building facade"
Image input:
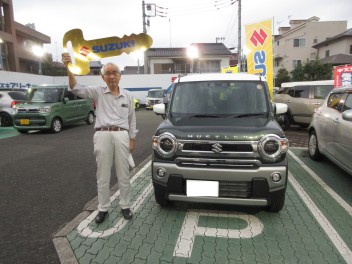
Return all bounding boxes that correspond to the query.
[145,43,236,74]
[0,0,50,73]
[274,16,347,76]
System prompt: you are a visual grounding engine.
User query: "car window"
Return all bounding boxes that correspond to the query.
[8,91,26,100]
[314,85,333,99]
[342,93,352,112]
[287,87,295,97]
[277,87,289,94]
[293,86,309,98]
[327,92,344,110]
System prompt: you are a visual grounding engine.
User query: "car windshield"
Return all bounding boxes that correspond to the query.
[148,90,164,98]
[169,81,269,117]
[26,88,64,103]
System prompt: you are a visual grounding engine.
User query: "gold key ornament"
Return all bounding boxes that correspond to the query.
[63,28,153,75]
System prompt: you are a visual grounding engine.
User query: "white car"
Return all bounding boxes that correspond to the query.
[308,85,352,175]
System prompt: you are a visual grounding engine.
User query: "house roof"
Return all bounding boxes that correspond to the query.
[318,54,352,65]
[313,28,352,48]
[146,43,233,57]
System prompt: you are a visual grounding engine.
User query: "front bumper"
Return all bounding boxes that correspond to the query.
[152,161,287,206]
[13,114,51,129]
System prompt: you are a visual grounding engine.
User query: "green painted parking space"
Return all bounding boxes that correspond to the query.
[0,127,19,139]
[61,148,352,264]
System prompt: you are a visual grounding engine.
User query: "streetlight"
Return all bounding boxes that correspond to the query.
[187,45,198,73]
[32,45,45,74]
[132,49,145,74]
[0,38,3,70]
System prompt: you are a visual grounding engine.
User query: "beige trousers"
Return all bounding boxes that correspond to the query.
[93,130,130,211]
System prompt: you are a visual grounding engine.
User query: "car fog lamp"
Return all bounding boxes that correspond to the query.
[156,167,166,177]
[271,172,281,183]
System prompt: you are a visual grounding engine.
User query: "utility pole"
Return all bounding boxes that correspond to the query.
[142,1,167,74]
[237,0,241,72]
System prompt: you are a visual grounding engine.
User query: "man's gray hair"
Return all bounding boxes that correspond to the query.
[100,62,121,75]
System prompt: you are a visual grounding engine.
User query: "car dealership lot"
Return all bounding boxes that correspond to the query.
[55,147,352,264]
[1,114,351,263]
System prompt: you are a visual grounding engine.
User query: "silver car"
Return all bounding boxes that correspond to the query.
[308,85,352,175]
[0,90,27,126]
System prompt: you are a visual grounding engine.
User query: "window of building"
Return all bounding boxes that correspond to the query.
[293,38,305,47]
[292,60,302,68]
[325,50,330,57]
[313,37,318,44]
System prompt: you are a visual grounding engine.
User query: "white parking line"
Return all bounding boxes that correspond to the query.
[77,161,152,238]
[289,173,352,263]
[289,150,352,217]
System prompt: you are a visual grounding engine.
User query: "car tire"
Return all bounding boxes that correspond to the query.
[276,113,291,131]
[86,112,95,125]
[267,194,285,212]
[0,112,13,127]
[153,184,169,206]
[51,118,62,133]
[308,130,323,161]
[135,102,140,109]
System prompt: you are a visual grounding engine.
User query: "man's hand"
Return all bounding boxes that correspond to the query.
[129,138,135,153]
[61,53,72,67]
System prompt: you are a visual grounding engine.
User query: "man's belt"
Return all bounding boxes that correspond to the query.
[95,127,127,132]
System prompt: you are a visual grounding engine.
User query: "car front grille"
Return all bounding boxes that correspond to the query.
[17,108,40,113]
[183,142,253,152]
[219,181,252,198]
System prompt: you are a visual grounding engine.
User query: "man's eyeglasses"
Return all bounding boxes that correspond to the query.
[104,71,120,76]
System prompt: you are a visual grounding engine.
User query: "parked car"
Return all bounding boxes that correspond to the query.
[152,73,289,212]
[146,89,166,110]
[274,80,333,130]
[0,90,27,127]
[134,98,140,109]
[13,85,95,133]
[308,85,352,175]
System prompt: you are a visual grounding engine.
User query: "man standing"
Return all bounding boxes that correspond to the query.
[62,53,136,224]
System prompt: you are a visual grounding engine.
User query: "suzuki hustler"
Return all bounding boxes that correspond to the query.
[152,73,289,212]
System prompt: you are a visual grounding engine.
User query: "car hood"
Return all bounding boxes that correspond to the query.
[155,116,285,141]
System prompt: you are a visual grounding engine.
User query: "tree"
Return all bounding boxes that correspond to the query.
[41,53,67,76]
[290,60,333,81]
[275,68,291,87]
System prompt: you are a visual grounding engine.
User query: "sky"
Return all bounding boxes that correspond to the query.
[12,0,352,68]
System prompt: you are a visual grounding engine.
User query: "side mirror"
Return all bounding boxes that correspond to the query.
[342,109,352,122]
[153,103,166,119]
[274,103,288,115]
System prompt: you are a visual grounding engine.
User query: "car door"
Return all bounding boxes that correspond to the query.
[333,92,352,169]
[62,90,80,122]
[288,85,311,124]
[322,92,344,157]
[310,84,333,116]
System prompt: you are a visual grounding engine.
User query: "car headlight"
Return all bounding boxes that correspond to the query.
[258,134,289,162]
[39,106,51,113]
[152,132,178,158]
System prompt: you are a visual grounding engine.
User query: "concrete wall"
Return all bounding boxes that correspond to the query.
[0,71,177,104]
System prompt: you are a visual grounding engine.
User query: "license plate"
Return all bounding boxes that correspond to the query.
[20,119,30,125]
[186,180,219,197]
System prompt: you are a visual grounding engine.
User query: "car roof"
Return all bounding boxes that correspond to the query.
[174,73,266,83]
[31,84,68,89]
[331,85,352,93]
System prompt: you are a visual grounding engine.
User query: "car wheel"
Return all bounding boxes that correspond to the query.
[135,102,140,109]
[51,118,62,133]
[86,112,95,125]
[308,130,323,160]
[276,113,291,131]
[267,194,285,212]
[153,184,169,206]
[0,112,13,127]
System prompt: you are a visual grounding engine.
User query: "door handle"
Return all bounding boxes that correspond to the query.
[313,102,321,105]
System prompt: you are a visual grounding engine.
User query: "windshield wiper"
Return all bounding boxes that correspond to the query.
[189,114,222,118]
[230,113,267,118]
